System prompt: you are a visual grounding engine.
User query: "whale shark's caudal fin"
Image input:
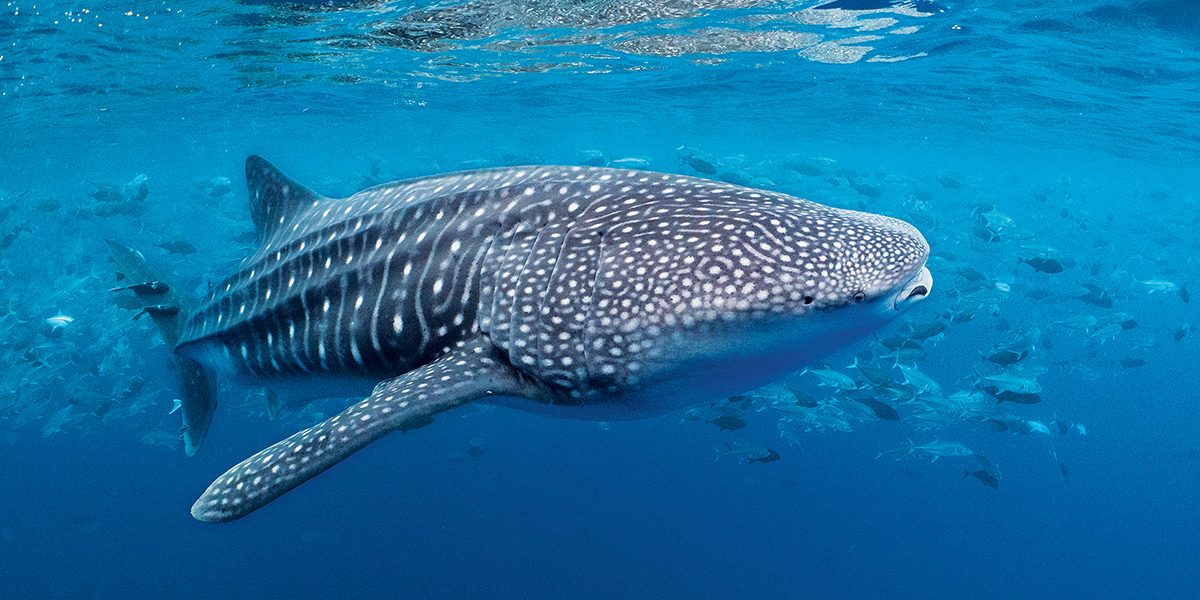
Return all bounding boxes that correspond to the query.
[190,335,547,523]
[245,155,326,243]
[105,239,217,456]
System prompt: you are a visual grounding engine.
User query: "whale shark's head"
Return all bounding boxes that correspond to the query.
[792,206,932,318]
[589,193,932,407]
[714,201,932,352]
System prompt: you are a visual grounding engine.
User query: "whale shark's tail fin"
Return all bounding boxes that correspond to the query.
[106,239,217,456]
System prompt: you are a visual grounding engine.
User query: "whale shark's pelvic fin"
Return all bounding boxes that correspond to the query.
[245,155,326,244]
[106,239,217,456]
[191,335,546,523]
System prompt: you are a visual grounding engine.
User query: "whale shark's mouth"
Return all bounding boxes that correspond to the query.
[893,265,933,311]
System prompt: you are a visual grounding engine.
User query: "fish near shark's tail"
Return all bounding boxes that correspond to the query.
[106,239,217,456]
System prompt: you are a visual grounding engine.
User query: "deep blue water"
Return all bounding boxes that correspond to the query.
[2,1,1198,598]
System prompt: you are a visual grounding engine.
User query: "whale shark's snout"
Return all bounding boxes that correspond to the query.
[893,265,933,311]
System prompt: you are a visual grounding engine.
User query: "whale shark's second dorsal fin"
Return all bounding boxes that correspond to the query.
[246,155,325,243]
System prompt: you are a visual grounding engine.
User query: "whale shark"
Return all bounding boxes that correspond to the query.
[185,156,933,522]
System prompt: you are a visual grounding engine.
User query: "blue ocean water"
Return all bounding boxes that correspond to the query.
[1,0,1198,597]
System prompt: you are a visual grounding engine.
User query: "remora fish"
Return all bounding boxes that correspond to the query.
[106,240,216,456]
[183,156,932,522]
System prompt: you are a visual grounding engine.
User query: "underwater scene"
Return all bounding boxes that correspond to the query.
[1,0,1198,598]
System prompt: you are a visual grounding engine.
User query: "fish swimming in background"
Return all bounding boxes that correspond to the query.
[165,156,932,522]
[963,453,1002,489]
[716,441,781,464]
[706,414,747,431]
[1136,278,1178,293]
[155,240,198,255]
[801,366,860,390]
[44,314,74,330]
[1018,257,1064,274]
[877,439,974,462]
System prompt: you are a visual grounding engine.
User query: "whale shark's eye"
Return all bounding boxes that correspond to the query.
[852,290,866,303]
[802,295,815,305]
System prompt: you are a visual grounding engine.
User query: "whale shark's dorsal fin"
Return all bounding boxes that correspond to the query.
[245,155,325,243]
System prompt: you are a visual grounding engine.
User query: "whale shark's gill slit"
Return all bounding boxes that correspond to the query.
[580,228,612,389]
[482,220,521,336]
[332,273,351,372]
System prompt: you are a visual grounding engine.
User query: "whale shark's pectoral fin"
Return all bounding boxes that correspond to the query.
[191,336,541,523]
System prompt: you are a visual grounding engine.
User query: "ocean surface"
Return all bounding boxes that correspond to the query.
[2,0,1198,597]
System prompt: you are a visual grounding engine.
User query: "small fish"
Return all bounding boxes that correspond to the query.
[985,387,1042,404]
[849,354,896,387]
[786,161,823,176]
[936,173,961,189]
[233,230,259,245]
[981,371,1042,394]
[785,386,820,408]
[723,395,754,410]
[90,181,124,202]
[976,418,1009,432]
[608,157,651,169]
[208,176,234,197]
[1180,285,1190,304]
[747,448,781,464]
[45,314,74,329]
[1019,257,1064,274]
[1120,357,1145,369]
[1138,279,1178,293]
[131,304,181,320]
[684,156,717,175]
[1058,462,1070,481]
[905,320,947,341]
[707,414,746,431]
[109,280,170,294]
[852,182,881,199]
[963,454,1001,489]
[878,439,973,462]
[466,438,487,458]
[1077,283,1114,308]
[898,363,942,394]
[802,366,858,390]
[963,468,1000,489]
[1025,420,1052,435]
[984,348,1027,366]
[717,442,779,464]
[156,240,198,255]
[853,397,900,421]
[1174,324,1190,342]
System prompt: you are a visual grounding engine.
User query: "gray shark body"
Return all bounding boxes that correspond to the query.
[185,156,932,522]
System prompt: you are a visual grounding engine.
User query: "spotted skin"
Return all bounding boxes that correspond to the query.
[191,335,547,522]
[185,156,932,522]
